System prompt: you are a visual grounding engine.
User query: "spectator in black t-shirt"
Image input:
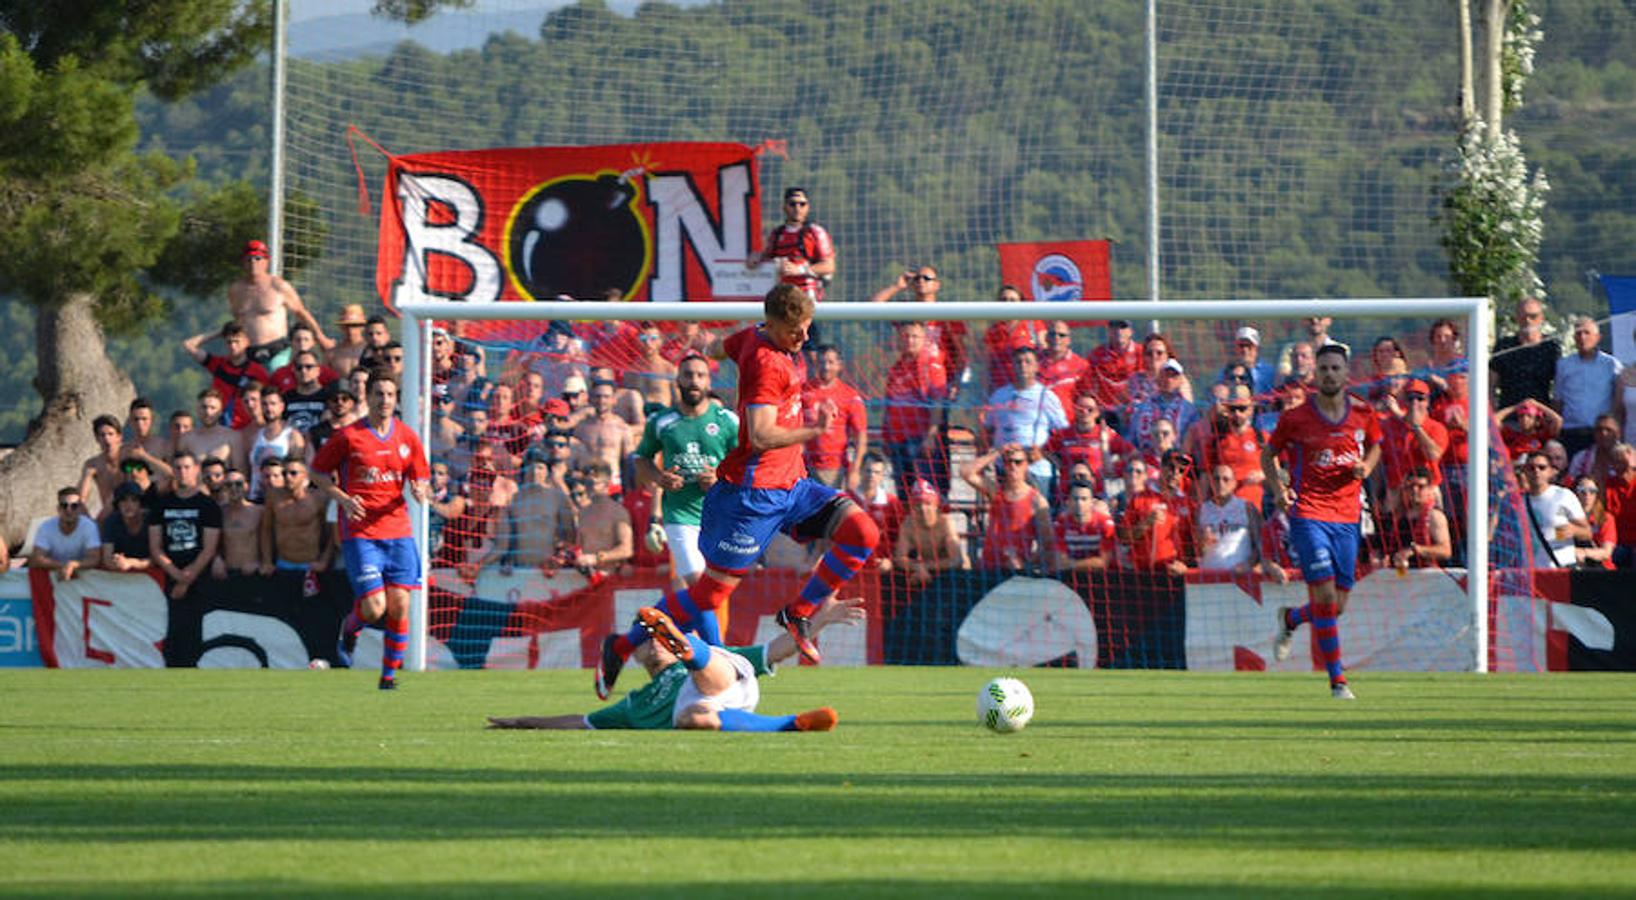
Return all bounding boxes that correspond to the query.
[100,483,153,573]
[147,451,223,666]
[1491,296,1560,409]
[281,349,335,436]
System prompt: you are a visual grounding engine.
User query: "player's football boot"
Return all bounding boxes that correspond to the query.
[776,605,821,664]
[378,676,397,691]
[594,634,624,700]
[637,607,694,662]
[1272,607,1295,662]
[336,631,357,669]
[1330,682,1356,700]
[794,707,838,732]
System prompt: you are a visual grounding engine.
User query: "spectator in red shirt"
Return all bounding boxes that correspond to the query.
[748,187,835,301]
[801,344,869,490]
[983,284,1045,391]
[1119,449,1193,574]
[883,321,950,497]
[870,265,969,393]
[1498,399,1561,460]
[963,444,1052,571]
[182,321,271,429]
[1078,319,1140,416]
[847,452,904,570]
[1601,444,1636,568]
[267,324,340,393]
[1193,384,1267,510]
[1571,475,1617,570]
[1046,393,1133,498]
[1378,378,1449,514]
[1054,479,1116,571]
[1038,321,1089,411]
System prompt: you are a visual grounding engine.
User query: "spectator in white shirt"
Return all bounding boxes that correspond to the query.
[27,486,102,580]
[1520,450,1590,569]
[985,346,1068,496]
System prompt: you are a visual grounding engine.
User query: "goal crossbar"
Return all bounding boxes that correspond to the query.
[398,297,1491,673]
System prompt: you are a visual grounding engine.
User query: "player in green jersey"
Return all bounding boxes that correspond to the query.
[487,597,861,731]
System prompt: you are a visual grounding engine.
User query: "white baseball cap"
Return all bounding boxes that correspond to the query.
[1235,326,1261,346]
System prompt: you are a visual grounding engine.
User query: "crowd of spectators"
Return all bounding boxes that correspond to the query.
[18,240,1636,606]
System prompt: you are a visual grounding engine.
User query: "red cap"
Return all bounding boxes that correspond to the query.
[242,239,269,259]
[1404,379,1430,395]
[909,479,940,503]
[543,399,571,416]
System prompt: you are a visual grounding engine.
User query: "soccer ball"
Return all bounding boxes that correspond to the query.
[977,677,1034,733]
[308,658,330,671]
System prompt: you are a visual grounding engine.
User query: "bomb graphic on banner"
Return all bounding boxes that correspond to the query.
[507,173,651,301]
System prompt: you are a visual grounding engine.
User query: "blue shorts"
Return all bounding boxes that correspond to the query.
[697,479,839,573]
[341,537,422,599]
[1288,518,1360,591]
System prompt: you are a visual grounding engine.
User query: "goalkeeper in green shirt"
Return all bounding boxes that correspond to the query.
[487,597,860,732]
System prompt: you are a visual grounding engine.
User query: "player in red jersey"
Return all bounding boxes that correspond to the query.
[310,373,431,690]
[595,287,879,693]
[1263,343,1381,700]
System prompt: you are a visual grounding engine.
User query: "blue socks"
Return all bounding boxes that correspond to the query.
[716,709,798,732]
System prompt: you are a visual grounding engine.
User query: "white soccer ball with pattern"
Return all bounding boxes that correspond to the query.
[977,677,1034,733]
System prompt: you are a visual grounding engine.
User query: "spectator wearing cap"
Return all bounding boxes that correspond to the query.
[1077,319,1141,420]
[870,265,970,395]
[1119,449,1194,574]
[883,321,950,497]
[984,345,1069,498]
[182,322,271,431]
[801,344,870,490]
[1045,393,1134,500]
[304,386,358,454]
[99,482,153,572]
[28,486,101,580]
[1498,399,1562,460]
[228,239,326,369]
[847,452,905,572]
[1053,479,1117,572]
[1193,384,1267,510]
[893,477,968,583]
[1225,326,1276,395]
[326,303,370,377]
[750,186,836,302]
[962,444,1052,572]
[1491,296,1558,412]
[1554,316,1623,459]
[1566,415,1625,486]
[1378,378,1450,517]
[982,285,1047,392]
[1125,356,1200,458]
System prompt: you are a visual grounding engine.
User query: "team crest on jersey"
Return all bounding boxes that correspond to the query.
[705,422,719,436]
[399,444,410,458]
[1354,429,1366,444]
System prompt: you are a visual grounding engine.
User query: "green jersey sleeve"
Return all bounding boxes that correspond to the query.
[636,412,663,460]
[585,664,689,730]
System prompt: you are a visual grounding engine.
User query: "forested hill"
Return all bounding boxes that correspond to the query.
[0,0,1631,441]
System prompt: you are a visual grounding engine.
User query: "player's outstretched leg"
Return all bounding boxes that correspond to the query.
[783,504,878,664]
[637,606,712,669]
[716,707,838,732]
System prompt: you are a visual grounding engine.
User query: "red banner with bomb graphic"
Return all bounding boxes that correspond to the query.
[375,142,763,314]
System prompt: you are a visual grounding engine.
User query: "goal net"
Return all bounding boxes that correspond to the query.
[376,298,1555,677]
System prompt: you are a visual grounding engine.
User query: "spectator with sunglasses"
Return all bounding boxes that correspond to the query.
[99,483,152,572]
[1519,450,1589,570]
[1191,384,1267,510]
[1037,320,1089,412]
[1119,450,1193,575]
[1046,393,1133,499]
[962,444,1052,572]
[870,264,970,391]
[1383,468,1453,571]
[28,486,102,580]
[749,187,835,301]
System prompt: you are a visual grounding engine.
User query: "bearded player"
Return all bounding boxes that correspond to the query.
[1262,343,1380,700]
[597,285,878,691]
[310,373,431,690]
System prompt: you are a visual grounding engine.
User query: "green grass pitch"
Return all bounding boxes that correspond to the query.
[1,668,1633,898]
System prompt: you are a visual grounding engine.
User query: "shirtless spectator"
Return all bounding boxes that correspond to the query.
[212,472,264,578]
[589,365,646,427]
[124,398,175,491]
[430,326,457,386]
[428,384,464,459]
[99,483,152,572]
[624,323,678,410]
[237,388,265,435]
[870,264,969,391]
[259,458,333,575]
[326,305,370,377]
[502,451,578,572]
[1277,316,1333,378]
[78,415,126,520]
[229,240,326,367]
[574,380,635,495]
[466,441,518,509]
[892,478,968,582]
[257,457,286,501]
[179,390,245,475]
[198,457,229,499]
[512,370,547,424]
[167,411,193,459]
[571,460,632,578]
[437,467,504,581]
[182,322,270,428]
[267,323,339,393]
[801,344,869,489]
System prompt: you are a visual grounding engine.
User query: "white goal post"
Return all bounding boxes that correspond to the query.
[397,297,1491,673]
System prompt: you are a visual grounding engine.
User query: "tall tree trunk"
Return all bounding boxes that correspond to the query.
[1483,0,1509,130]
[1458,0,1475,121]
[0,293,136,548]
